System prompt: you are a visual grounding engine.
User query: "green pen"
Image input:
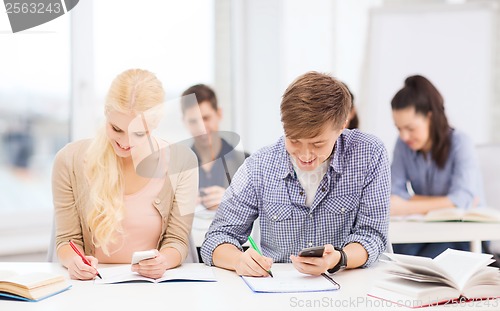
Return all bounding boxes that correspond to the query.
[247,236,274,277]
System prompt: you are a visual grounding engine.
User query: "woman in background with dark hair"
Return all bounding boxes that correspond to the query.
[390,75,484,258]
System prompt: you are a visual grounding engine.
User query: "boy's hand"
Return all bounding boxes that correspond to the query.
[290,244,340,275]
[235,248,273,277]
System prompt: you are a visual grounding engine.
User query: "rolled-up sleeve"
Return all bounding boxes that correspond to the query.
[344,142,391,267]
[200,157,259,265]
[446,135,479,209]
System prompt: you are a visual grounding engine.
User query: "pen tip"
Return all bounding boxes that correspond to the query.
[268,271,274,278]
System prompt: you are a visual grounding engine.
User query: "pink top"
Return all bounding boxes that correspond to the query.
[53,139,198,262]
[95,149,166,263]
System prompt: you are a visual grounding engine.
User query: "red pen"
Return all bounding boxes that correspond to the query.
[69,240,102,279]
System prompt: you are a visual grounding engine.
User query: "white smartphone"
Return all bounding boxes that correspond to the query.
[131,250,157,264]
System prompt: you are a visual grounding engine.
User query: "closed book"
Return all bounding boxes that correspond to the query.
[0,271,71,302]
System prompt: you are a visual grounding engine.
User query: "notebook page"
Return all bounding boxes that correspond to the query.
[158,264,216,282]
[94,264,216,284]
[241,270,339,293]
[94,266,153,284]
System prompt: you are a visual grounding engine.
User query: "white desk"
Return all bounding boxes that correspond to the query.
[390,221,500,253]
[0,262,498,311]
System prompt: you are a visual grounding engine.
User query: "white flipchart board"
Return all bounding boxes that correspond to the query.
[361,3,497,158]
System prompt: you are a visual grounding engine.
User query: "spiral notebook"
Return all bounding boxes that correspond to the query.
[241,270,340,293]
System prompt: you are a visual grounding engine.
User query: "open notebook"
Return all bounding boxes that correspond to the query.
[94,264,216,284]
[241,270,340,293]
[391,207,500,223]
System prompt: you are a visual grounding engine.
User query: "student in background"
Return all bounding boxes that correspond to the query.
[347,104,359,130]
[201,71,390,276]
[390,75,484,258]
[52,69,198,280]
[180,84,248,260]
[342,82,359,129]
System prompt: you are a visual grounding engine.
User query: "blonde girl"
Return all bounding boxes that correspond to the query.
[52,69,198,280]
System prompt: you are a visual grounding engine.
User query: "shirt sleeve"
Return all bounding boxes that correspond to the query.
[343,141,391,267]
[200,157,259,265]
[391,139,411,200]
[52,144,84,253]
[446,133,479,209]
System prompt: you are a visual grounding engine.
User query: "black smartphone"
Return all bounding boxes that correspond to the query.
[298,246,325,257]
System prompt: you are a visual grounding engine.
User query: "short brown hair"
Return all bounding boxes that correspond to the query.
[180,84,218,114]
[281,71,351,139]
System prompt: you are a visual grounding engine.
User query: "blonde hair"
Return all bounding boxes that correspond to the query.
[85,69,165,255]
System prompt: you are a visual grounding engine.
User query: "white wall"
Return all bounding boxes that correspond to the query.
[233,0,348,152]
[334,1,384,96]
[232,0,499,154]
[231,0,384,153]
[231,0,283,153]
[361,2,498,156]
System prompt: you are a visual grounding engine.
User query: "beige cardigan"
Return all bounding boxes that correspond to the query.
[51,139,198,261]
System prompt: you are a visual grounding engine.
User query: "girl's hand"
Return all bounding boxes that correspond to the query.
[67,255,99,280]
[131,249,168,279]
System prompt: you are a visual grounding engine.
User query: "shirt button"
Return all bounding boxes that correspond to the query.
[272,215,277,221]
[309,214,313,218]
[321,187,326,192]
[299,191,304,196]
[308,242,313,247]
[341,207,345,213]
[154,198,161,204]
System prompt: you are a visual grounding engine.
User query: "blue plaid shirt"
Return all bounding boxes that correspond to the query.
[201,129,390,267]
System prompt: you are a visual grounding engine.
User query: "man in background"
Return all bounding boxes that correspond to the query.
[181,84,248,261]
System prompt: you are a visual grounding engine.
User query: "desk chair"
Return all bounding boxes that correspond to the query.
[184,235,199,263]
[476,143,500,264]
[47,219,200,263]
[46,217,57,262]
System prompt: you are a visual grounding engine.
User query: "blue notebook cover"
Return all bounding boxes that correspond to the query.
[0,285,71,302]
